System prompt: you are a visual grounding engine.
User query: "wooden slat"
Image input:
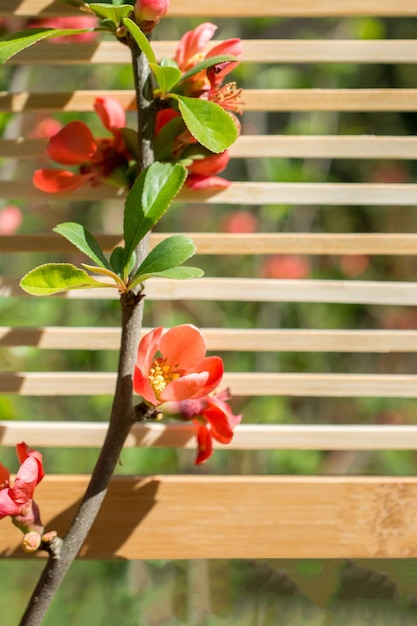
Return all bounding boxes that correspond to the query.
[8,40,417,65]
[4,135,417,160]
[3,277,417,306]
[3,421,417,451]
[6,233,417,255]
[2,0,416,18]
[4,327,417,353]
[2,181,417,205]
[2,475,417,559]
[3,89,417,112]
[3,372,417,397]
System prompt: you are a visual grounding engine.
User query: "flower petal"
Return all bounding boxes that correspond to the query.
[190,356,224,398]
[188,151,229,176]
[11,456,40,505]
[16,442,44,484]
[33,169,93,193]
[136,327,164,372]
[133,365,159,406]
[0,463,10,490]
[186,174,230,190]
[160,324,207,371]
[175,22,217,69]
[159,370,210,403]
[0,489,20,518]
[47,121,97,165]
[194,424,213,465]
[203,406,234,443]
[94,97,126,134]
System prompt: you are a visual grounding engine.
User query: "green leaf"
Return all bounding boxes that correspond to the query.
[123,162,187,268]
[122,17,156,64]
[120,127,139,159]
[131,235,197,283]
[53,222,111,270]
[0,28,97,64]
[20,264,107,296]
[173,95,238,153]
[154,115,187,161]
[81,263,124,288]
[130,266,204,290]
[176,54,239,85]
[110,246,125,276]
[150,63,182,95]
[88,3,134,25]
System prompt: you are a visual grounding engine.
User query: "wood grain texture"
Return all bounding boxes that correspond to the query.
[2,372,417,397]
[1,475,417,559]
[2,421,417,451]
[4,135,417,160]
[2,0,416,18]
[2,181,417,205]
[3,277,417,305]
[3,327,417,352]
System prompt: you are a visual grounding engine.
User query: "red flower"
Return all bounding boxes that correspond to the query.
[134,0,169,33]
[33,97,132,193]
[0,443,44,534]
[133,325,224,406]
[166,390,241,465]
[174,22,243,112]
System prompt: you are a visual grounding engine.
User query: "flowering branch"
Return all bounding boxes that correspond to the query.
[0,2,244,623]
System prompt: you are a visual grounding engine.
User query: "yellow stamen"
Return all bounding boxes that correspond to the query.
[148,358,180,398]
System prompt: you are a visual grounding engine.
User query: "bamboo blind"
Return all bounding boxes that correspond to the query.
[1,0,417,559]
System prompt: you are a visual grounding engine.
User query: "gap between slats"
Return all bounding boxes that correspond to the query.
[2,421,417,451]
[8,40,417,65]
[2,372,417,397]
[3,327,417,352]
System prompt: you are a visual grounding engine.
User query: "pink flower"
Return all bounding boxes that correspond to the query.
[133,325,224,406]
[29,116,63,139]
[0,205,22,235]
[33,97,132,193]
[0,443,44,534]
[174,22,243,111]
[134,0,169,33]
[221,210,258,233]
[166,390,241,465]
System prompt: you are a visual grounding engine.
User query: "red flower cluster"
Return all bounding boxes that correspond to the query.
[0,443,44,535]
[133,325,240,463]
[33,97,133,193]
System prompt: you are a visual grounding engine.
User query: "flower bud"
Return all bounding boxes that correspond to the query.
[22,531,42,553]
[134,0,169,33]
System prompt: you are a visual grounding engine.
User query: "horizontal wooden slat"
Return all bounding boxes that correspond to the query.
[3,327,417,353]
[2,0,416,18]
[2,475,417,559]
[3,277,417,306]
[3,421,417,451]
[8,40,417,65]
[3,90,417,112]
[2,372,417,397]
[6,233,417,255]
[2,181,417,205]
[4,135,417,160]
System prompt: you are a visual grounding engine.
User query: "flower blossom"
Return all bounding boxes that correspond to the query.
[0,205,22,235]
[165,389,241,465]
[174,22,243,113]
[33,97,133,193]
[155,109,231,189]
[0,442,44,535]
[134,0,169,33]
[133,325,224,407]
